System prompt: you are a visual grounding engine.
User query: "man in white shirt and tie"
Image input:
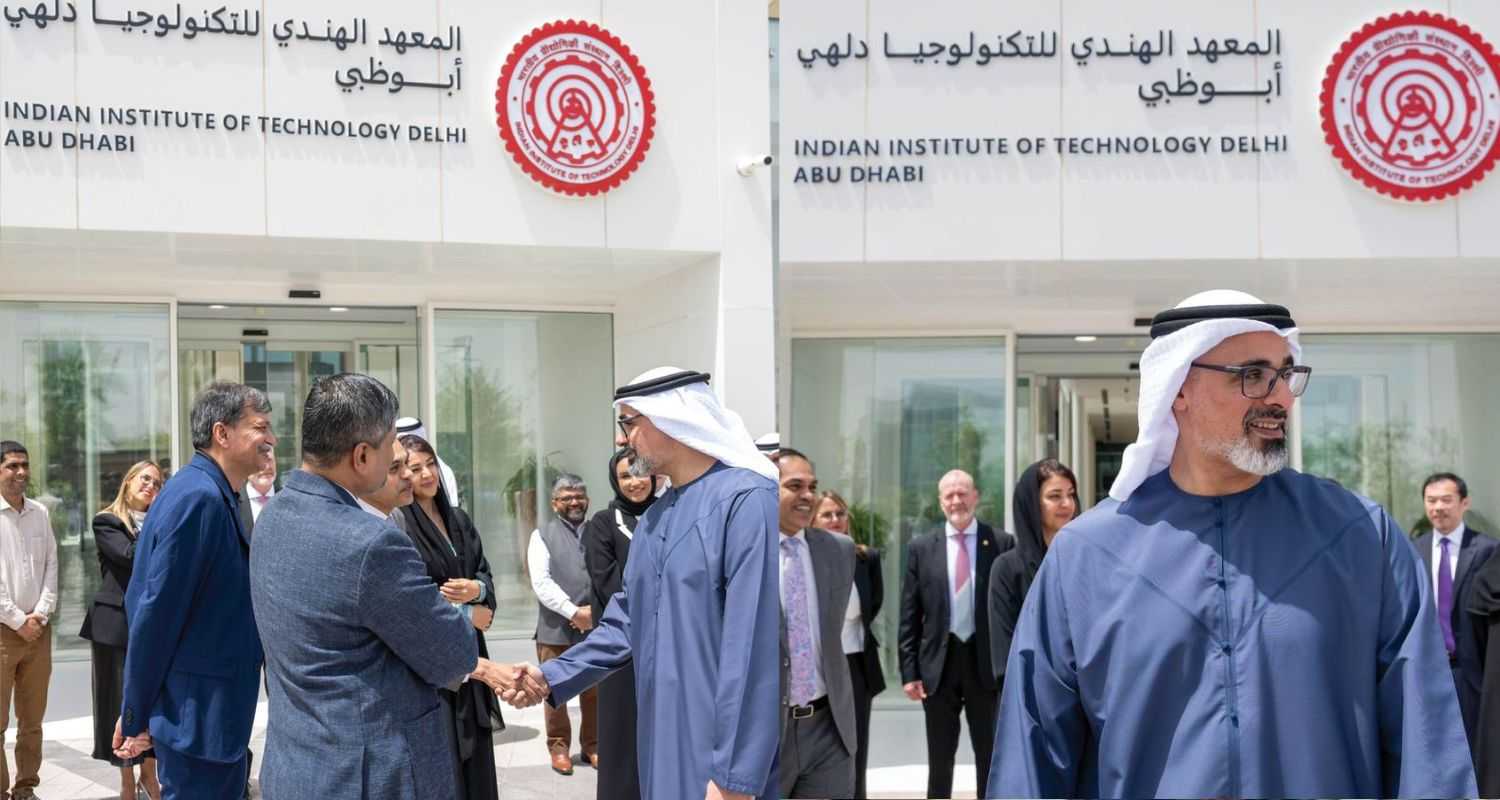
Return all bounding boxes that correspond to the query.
[775,448,856,799]
[897,469,1013,799]
[1416,472,1497,755]
[0,441,57,800]
[240,455,277,538]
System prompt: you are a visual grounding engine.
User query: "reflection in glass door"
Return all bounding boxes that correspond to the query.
[790,337,1008,687]
[176,306,420,477]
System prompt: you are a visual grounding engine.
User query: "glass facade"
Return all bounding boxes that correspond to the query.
[433,310,615,637]
[0,302,173,656]
[1299,334,1500,536]
[790,337,1008,681]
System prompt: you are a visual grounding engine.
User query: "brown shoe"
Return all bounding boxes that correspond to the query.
[587,753,600,769]
[551,752,574,775]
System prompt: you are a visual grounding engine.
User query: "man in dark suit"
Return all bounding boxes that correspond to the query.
[775,449,857,799]
[250,373,528,800]
[898,469,1013,799]
[238,455,277,538]
[115,383,274,799]
[1417,471,1497,754]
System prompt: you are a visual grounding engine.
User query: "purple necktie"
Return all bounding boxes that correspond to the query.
[782,537,817,706]
[1439,538,1456,656]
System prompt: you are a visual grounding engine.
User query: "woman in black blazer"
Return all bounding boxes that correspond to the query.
[815,490,886,800]
[580,448,658,800]
[399,435,503,800]
[79,460,163,800]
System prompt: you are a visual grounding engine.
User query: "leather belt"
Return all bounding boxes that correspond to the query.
[788,695,829,720]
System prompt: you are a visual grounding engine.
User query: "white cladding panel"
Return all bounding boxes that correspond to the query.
[780,0,1500,262]
[0,0,727,252]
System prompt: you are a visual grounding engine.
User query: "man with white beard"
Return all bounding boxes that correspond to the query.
[988,290,1475,799]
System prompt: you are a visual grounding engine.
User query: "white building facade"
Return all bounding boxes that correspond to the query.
[778,1,1500,677]
[0,0,775,653]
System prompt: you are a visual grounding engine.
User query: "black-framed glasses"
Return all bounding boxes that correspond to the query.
[1190,362,1312,399]
[616,412,645,436]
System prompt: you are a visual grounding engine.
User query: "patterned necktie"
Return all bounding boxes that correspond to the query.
[1439,537,1456,655]
[782,537,817,706]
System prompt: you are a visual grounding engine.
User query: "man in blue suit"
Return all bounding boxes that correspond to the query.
[251,373,528,799]
[115,382,275,799]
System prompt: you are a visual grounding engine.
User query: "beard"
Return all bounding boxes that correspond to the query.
[628,452,659,479]
[1208,407,1289,477]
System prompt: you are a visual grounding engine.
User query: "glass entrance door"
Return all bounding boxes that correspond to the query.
[1016,336,1145,512]
[176,305,419,475]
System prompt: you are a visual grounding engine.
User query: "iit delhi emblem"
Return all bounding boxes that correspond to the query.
[495,20,656,197]
[1321,11,1500,201]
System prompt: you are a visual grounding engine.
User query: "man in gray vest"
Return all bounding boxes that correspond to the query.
[528,473,598,775]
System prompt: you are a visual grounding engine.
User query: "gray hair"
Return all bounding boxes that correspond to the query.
[301,374,399,468]
[551,473,587,497]
[190,382,271,451]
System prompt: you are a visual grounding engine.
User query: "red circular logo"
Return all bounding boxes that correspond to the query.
[1321,12,1500,201]
[495,20,656,197]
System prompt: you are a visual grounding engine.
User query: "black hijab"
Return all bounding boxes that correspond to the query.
[608,447,659,519]
[1012,461,1048,581]
[1013,459,1079,585]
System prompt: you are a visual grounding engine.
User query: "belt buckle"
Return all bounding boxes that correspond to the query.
[790,704,814,720]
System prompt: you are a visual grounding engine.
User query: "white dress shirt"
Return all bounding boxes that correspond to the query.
[946,518,979,640]
[0,497,58,630]
[841,583,864,654]
[780,529,827,700]
[528,522,583,620]
[1432,522,1466,603]
[245,483,275,522]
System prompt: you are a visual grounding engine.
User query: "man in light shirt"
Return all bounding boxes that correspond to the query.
[0,441,57,800]
[527,473,598,775]
[774,448,856,799]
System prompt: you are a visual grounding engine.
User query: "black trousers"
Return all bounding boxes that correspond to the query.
[847,653,875,800]
[921,636,997,799]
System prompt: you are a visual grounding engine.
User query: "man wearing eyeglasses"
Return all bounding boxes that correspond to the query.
[988,290,1475,799]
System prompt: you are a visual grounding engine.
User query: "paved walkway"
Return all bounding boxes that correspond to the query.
[20,642,981,799]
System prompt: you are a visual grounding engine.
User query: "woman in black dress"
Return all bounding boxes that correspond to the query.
[813,489,886,800]
[986,458,1078,685]
[398,435,503,800]
[80,460,163,800]
[580,448,657,800]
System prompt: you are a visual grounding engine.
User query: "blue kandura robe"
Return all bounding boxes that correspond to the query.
[989,468,1476,799]
[541,462,781,798]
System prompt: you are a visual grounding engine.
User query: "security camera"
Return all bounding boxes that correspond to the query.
[736,154,774,176]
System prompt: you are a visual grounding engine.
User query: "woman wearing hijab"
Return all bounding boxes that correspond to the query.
[986,459,1078,684]
[80,460,164,800]
[398,435,502,800]
[813,489,885,800]
[581,448,657,800]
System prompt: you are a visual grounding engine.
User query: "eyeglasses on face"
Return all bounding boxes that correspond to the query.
[616,412,645,436]
[1189,362,1312,399]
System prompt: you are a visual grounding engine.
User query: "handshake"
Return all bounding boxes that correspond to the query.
[470,659,551,708]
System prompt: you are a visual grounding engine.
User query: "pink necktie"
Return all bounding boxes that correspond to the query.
[254,494,269,506]
[954,532,970,594]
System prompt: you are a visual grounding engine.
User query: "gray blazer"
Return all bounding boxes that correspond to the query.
[780,527,858,757]
[250,469,480,800]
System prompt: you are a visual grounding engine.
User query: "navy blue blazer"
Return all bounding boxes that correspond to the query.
[250,469,480,800]
[121,453,262,761]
